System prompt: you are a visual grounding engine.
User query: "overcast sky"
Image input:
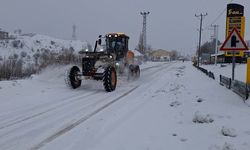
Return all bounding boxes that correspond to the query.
[0,0,249,55]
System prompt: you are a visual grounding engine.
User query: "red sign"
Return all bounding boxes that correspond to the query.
[220,28,248,51]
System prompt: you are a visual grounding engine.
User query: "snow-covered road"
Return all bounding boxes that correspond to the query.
[1,61,250,150]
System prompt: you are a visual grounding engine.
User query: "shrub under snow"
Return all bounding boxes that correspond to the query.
[223,142,236,150]
[192,111,214,123]
[221,126,237,137]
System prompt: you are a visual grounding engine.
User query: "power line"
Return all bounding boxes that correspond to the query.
[205,0,234,29]
[72,24,76,40]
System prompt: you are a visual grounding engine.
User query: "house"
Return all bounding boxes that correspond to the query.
[212,41,250,63]
[0,29,8,39]
[210,52,225,64]
[150,49,171,61]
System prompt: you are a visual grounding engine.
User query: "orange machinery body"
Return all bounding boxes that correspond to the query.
[126,50,135,64]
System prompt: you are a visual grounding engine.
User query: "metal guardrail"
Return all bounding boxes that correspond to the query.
[193,65,249,101]
[219,75,249,100]
[220,75,231,89]
[198,67,208,75]
[231,80,249,100]
[193,64,215,80]
[208,71,215,80]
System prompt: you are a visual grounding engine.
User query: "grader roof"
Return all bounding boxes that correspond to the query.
[106,32,129,38]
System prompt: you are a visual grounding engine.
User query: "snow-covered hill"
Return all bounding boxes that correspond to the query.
[0,33,88,60]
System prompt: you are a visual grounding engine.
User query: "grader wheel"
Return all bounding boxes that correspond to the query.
[103,66,117,92]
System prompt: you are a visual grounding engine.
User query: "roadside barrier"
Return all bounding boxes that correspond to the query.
[193,64,215,80]
[193,64,249,100]
[199,67,208,75]
[219,75,231,89]
[208,71,215,80]
[219,75,249,100]
[231,80,249,100]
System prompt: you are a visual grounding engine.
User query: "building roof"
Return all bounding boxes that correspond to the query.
[151,49,171,57]
[131,50,143,56]
[0,29,8,33]
[211,53,224,57]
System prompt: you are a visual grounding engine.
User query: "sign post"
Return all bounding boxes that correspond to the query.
[246,58,250,84]
[232,51,236,80]
[220,28,249,80]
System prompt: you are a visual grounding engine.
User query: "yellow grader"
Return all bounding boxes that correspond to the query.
[65,33,140,92]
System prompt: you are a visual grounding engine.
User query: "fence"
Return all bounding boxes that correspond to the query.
[193,64,249,101]
[193,64,215,80]
[231,80,249,100]
[219,75,249,100]
[219,75,231,89]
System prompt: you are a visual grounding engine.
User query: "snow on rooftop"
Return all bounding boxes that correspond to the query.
[131,49,143,56]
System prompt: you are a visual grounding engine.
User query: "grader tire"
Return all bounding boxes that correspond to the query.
[127,65,134,81]
[135,65,140,79]
[103,66,117,92]
[65,66,81,89]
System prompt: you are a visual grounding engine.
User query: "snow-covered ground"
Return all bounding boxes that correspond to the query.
[0,61,250,150]
[201,63,247,82]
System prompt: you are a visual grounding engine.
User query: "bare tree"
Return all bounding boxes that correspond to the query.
[171,50,179,60]
[136,33,144,53]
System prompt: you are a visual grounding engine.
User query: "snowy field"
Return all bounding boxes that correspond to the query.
[0,61,250,150]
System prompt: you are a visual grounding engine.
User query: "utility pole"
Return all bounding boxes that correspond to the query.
[72,24,77,40]
[140,11,150,54]
[211,24,219,65]
[195,13,208,67]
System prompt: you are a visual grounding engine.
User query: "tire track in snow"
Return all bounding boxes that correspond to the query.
[0,91,97,130]
[140,62,176,79]
[0,91,87,122]
[0,62,174,131]
[140,62,169,72]
[0,62,174,150]
[29,86,139,150]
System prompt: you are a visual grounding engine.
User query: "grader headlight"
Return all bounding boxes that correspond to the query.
[115,62,120,67]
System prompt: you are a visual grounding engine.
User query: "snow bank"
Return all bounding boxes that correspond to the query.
[223,142,236,150]
[192,111,214,123]
[221,126,237,137]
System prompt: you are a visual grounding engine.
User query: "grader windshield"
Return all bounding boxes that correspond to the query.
[105,33,129,60]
